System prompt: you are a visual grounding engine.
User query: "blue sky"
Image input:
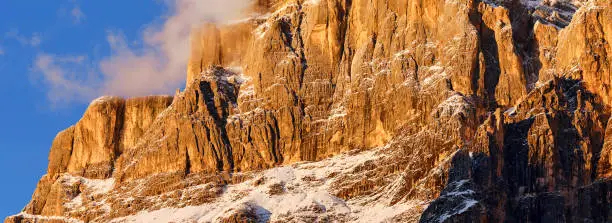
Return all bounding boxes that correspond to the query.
[0,0,166,216]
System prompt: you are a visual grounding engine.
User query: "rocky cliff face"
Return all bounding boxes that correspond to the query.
[6,0,612,222]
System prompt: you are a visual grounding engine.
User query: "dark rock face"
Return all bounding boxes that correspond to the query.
[422,78,612,222]
[419,152,487,223]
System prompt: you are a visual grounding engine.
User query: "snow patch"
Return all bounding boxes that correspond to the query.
[436,199,478,223]
[505,107,517,116]
[434,94,473,118]
[111,147,419,223]
[82,178,116,196]
[304,0,322,6]
[90,96,121,106]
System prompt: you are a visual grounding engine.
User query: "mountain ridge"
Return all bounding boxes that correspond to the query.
[6,0,612,222]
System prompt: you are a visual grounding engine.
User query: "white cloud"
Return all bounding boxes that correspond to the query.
[30,35,42,47]
[33,54,98,105]
[33,0,252,104]
[6,30,42,47]
[71,6,85,24]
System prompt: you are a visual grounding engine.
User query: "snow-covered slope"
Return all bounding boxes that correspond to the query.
[110,148,425,223]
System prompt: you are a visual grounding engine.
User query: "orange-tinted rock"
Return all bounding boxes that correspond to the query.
[477,3,528,107]
[557,1,612,104]
[8,0,612,222]
[18,96,172,218]
[599,117,612,178]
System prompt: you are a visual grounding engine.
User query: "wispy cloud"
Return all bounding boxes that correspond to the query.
[71,6,85,24]
[33,0,252,104]
[33,54,97,105]
[6,30,42,47]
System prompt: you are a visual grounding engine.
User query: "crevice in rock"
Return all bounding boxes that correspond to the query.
[474,10,502,109]
[111,102,126,176]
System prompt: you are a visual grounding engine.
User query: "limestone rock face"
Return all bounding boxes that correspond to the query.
[423,77,611,222]
[477,3,528,106]
[16,96,173,219]
[67,97,125,179]
[600,117,612,178]
[556,0,612,104]
[6,0,612,222]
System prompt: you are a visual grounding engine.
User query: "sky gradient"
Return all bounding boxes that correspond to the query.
[0,0,166,216]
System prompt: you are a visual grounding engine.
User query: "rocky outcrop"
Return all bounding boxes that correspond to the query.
[556,1,611,104]
[15,96,172,219]
[6,0,612,222]
[180,0,482,175]
[422,77,611,222]
[600,117,612,178]
[477,3,528,106]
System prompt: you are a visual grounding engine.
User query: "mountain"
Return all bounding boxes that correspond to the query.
[5,0,611,222]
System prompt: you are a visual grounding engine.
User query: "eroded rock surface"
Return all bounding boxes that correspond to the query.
[6,0,612,222]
